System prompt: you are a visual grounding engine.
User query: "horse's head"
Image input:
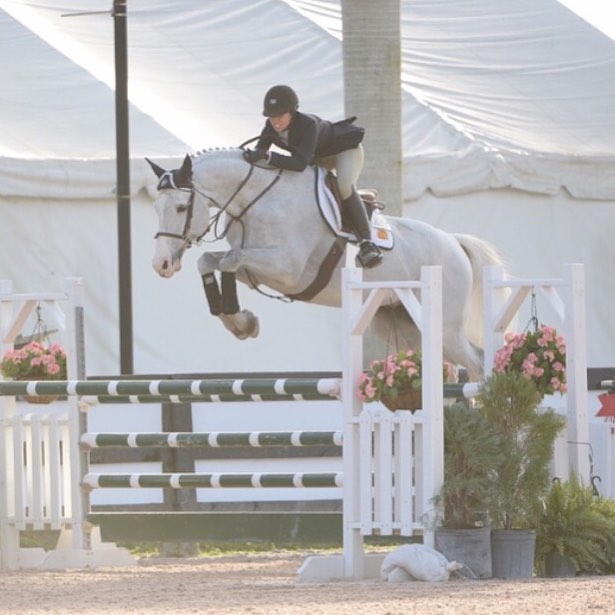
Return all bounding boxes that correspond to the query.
[146,154,211,278]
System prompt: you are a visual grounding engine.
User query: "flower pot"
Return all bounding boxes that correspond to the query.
[544,551,576,578]
[435,527,492,579]
[22,394,58,405]
[15,377,59,404]
[491,529,536,579]
[381,389,422,412]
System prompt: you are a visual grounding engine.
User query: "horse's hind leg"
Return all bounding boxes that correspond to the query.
[442,329,484,382]
[371,304,485,382]
[369,305,422,360]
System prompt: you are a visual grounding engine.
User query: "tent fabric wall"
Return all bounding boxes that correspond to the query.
[407,191,615,367]
[1,0,615,374]
[0,190,344,376]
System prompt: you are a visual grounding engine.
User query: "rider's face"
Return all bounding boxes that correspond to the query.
[268,112,292,133]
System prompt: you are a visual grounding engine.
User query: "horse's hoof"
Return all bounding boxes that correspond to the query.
[242,310,260,338]
[221,311,260,340]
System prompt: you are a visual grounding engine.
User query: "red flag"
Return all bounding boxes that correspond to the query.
[597,392,615,417]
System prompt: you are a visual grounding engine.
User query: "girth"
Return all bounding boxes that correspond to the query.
[286,235,347,302]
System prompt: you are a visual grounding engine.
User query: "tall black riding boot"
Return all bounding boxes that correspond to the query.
[342,190,383,268]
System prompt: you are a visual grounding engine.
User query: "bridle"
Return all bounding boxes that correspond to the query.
[153,170,203,247]
[153,162,283,251]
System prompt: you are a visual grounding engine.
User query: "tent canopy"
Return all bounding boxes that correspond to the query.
[1,0,614,199]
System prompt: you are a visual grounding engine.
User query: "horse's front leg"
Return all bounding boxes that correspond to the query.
[196,251,257,340]
[197,248,289,340]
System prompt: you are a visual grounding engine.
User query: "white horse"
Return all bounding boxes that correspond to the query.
[147,150,507,381]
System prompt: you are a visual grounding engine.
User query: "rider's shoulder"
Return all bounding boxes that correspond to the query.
[295,111,325,125]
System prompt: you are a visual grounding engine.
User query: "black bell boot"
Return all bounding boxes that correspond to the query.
[342,190,383,268]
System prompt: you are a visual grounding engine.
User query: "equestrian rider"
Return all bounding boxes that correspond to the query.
[243,85,383,269]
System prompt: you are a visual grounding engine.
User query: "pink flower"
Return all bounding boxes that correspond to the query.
[364,383,376,399]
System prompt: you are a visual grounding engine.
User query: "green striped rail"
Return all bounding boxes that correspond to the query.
[80,430,343,449]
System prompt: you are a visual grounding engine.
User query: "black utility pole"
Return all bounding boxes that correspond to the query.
[113,0,133,374]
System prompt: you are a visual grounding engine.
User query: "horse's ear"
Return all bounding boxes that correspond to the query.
[177,154,193,184]
[145,157,165,178]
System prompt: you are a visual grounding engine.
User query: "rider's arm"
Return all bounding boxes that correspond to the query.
[266,114,320,172]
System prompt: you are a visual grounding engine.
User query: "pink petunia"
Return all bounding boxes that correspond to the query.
[47,363,61,375]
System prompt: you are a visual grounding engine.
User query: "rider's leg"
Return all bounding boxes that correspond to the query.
[336,147,382,268]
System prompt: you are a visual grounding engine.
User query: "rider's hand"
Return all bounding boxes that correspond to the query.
[243,148,269,164]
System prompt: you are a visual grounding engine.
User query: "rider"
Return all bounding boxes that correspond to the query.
[243,85,383,269]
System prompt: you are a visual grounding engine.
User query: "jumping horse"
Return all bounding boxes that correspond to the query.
[147,150,508,380]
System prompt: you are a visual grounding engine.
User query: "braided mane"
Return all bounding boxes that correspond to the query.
[192,147,242,161]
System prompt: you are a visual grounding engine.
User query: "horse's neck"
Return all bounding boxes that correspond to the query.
[193,153,262,212]
[194,154,313,217]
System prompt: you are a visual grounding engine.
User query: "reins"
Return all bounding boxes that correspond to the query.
[211,166,283,243]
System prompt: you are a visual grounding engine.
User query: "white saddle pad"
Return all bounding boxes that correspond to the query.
[315,167,394,250]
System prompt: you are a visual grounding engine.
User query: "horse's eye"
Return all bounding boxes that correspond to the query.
[176,204,188,213]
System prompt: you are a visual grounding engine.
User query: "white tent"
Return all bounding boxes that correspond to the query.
[1,0,614,375]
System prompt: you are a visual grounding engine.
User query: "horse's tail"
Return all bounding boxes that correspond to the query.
[454,233,509,349]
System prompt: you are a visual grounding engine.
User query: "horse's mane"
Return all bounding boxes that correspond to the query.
[191,147,242,161]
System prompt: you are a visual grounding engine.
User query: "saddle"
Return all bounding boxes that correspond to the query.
[318,169,394,250]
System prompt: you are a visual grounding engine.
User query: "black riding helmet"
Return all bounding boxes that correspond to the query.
[262,85,299,117]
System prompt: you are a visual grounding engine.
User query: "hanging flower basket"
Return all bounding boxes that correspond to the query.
[357,349,457,413]
[493,325,566,396]
[1,341,67,404]
[16,375,60,405]
[381,389,422,412]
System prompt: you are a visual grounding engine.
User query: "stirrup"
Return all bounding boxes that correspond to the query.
[356,241,383,269]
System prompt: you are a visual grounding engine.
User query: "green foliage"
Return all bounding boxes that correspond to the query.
[477,372,566,530]
[436,402,503,529]
[535,476,615,576]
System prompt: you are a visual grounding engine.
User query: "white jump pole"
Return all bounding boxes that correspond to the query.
[562,264,590,481]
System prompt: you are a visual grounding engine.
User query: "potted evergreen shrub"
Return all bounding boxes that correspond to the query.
[536,476,615,577]
[433,401,504,578]
[477,371,566,579]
